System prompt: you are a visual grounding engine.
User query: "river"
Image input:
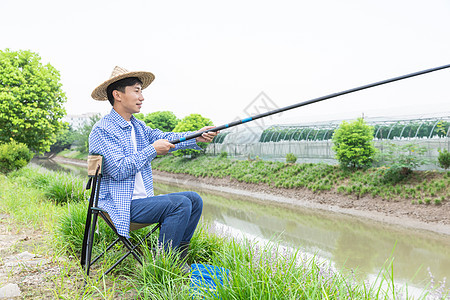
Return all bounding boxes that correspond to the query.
[31,158,450,295]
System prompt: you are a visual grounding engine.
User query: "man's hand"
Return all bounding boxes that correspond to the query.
[196,126,219,143]
[152,139,175,155]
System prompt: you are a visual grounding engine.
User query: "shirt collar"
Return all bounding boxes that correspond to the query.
[109,108,133,129]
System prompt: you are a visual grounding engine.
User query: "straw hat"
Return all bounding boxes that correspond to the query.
[91,66,155,101]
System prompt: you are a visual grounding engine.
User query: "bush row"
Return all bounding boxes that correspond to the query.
[152,155,450,204]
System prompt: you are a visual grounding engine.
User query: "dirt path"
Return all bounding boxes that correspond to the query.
[0,214,62,299]
[152,170,450,236]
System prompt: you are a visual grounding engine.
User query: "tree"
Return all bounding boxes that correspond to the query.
[332,118,376,169]
[0,49,67,153]
[50,123,77,153]
[134,113,145,121]
[143,111,179,132]
[172,113,213,157]
[73,114,101,153]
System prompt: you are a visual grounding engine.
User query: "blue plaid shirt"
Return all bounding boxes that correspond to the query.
[89,108,201,237]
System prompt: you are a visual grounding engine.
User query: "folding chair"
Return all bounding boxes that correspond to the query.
[80,154,161,280]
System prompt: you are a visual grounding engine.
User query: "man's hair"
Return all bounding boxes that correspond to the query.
[106,77,143,106]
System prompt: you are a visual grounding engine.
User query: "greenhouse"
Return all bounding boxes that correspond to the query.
[206,116,450,169]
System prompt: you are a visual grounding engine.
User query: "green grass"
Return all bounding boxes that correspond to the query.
[152,155,449,204]
[1,165,449,299]
[0,168,64,230]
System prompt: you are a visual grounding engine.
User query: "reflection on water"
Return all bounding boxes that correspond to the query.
[31,158,87,177]
[154,182,450,289]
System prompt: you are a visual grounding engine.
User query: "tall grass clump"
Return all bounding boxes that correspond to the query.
[133,222,226,299]
[210,239,374,299]
[55,199,159,257]
[188,223,226,264]
[43,172,87,204]
[135,243,190,299]
[9,165,88,204]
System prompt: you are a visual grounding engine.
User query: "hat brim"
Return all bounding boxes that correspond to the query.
[91,71,155,101]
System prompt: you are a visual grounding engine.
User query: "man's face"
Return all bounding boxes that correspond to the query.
[115,83,144,115]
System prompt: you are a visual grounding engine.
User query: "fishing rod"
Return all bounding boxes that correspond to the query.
[169,64,450,144]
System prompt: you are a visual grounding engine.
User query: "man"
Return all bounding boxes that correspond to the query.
[89,66,217,263]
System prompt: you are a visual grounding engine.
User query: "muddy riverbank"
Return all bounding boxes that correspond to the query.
[152,170,450,236]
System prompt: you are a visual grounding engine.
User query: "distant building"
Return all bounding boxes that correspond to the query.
[63,112,99,129]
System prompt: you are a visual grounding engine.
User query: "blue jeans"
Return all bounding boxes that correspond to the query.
[130,191,203,250]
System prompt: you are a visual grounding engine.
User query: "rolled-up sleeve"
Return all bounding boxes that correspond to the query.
[144,127,202,152]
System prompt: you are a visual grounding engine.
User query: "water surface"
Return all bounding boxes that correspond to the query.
[155,181,450,290]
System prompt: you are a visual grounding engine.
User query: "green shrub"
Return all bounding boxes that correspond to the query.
[219,151,228,159]
[376,142,428,182]
[438,149,450,170]
[377,165,412,184]
[0,140,34,174]
[332,118,376,169]
[285,153,297,164]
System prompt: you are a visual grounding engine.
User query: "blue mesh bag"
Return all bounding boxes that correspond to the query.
[190,264,230,299]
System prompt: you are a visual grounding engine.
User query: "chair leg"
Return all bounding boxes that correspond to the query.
[84,211,99,278]
[99,237,142,280]
[130,223,161,256]
[120,236,143,264]
[90,237,120,265]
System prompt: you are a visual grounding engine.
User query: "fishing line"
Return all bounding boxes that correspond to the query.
[170,64,450,144]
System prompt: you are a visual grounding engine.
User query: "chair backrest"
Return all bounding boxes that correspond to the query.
[88,154,104,177]
[85,154,103,191]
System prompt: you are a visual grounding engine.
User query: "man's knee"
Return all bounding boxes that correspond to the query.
[170,195,192,215]
[186,191,203,209]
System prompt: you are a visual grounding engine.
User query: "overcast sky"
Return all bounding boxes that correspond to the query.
[1,0,449,127]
